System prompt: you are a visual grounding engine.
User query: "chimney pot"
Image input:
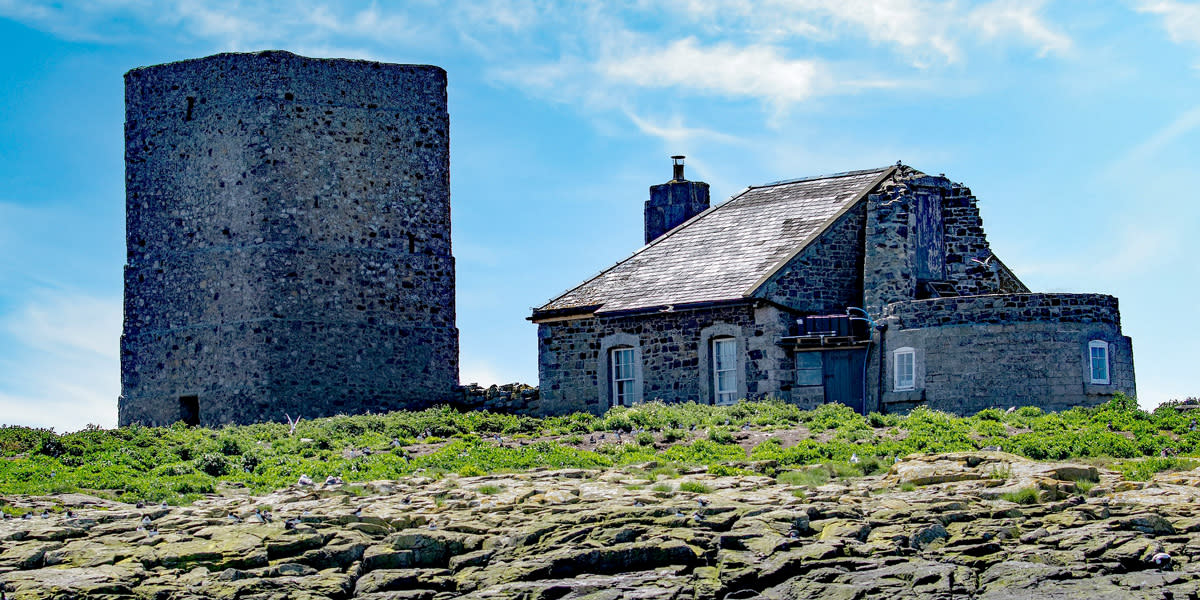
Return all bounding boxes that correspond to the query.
[671,155,686,181]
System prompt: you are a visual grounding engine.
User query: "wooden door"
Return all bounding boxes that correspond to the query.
[823,350,866,414]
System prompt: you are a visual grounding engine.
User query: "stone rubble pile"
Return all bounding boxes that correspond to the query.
[2,452,1200,599]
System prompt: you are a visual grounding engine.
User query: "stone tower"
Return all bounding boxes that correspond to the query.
[119,51,459,426]
[644,156,710,244]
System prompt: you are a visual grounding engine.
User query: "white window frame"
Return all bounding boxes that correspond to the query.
[1089,340,1110,385]
[893,347,915,391]
[611,347,636,407]
[712,337,738,405]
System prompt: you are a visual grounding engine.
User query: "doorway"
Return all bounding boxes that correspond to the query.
[179,395,200,426]
[823,350,866,414]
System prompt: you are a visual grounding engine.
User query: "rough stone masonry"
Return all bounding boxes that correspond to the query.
[119,51,459,426]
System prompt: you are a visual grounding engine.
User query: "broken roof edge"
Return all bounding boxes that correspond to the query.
[742,165,899,297]
[752,166,897,190]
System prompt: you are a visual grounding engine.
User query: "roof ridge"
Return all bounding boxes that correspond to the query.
[752,166,894,190]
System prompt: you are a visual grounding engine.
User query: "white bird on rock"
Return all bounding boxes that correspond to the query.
[297,474,314,486]
[324,475,344,486]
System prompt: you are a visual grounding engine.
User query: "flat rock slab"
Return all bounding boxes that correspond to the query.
[1,453,1199,598]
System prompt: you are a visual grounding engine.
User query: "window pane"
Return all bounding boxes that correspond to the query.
[714,339,735,370]
[895,351,915,389]
[717,370,735,393]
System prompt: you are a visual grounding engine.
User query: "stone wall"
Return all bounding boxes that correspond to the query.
[755,204,866,314]
[864,169,1028,315]
[120,51,459,426]
[536,303,794,415]
[879,293,1135,415]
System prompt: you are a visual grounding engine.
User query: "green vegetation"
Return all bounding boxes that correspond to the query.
[678,481,713,494]
[477,484,503,495]
[0,394,1196,505]
[1000,487,1041,505]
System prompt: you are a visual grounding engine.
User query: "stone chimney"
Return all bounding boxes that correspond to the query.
[644,156,710,244]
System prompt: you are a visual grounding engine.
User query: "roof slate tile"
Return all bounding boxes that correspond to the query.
[536,167,892,315]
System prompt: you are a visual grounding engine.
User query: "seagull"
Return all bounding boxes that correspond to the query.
[160,501,169,510]
[692,512,703,523]
[352,507,363,519]
[285,518,302,530]
[297,474,314,486]
[41,510,51,519]
[147,528,158,538]
[633,501,644,507]
[850,453,860,464]
[970,254,994,267]
[673,509,685,518]
[391,438,402,448]
[788,529,800,539]
[697,498,709,507]
[65,510,75,518]
[427,521,437,530]
[324,475,344,486]
[141,515,152,528]
[22,513,32,520]
[227,513,241,524]
[1152,551,1172,570]
[135,502,145,509]
[249,512,265,524]
[741,424,750,431]
[2,512,9,520]
[402,496,412,505]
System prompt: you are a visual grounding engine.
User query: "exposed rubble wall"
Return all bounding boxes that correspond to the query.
[120,51,459,426]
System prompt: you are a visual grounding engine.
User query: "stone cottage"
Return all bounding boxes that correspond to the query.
[530,160,1135,416]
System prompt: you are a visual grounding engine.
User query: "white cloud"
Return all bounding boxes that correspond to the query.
[0,289,122,430]
[967,0,1073,57]
[1137,1,1200,45]
[600,38,825,106]
[1115,104,1200,166]
[624,111,746,147]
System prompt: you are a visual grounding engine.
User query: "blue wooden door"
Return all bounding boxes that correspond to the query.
[823,350,865,414]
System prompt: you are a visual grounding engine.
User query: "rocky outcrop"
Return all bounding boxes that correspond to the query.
[2,453,1200,599]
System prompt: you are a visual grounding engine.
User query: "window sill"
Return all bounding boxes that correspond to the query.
[886,389,925,403]
[1084,383,1114,395]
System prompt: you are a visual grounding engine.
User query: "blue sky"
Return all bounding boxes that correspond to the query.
[0,1,1197,430]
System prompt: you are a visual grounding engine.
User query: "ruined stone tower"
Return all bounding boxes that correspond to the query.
[119,51,459,426]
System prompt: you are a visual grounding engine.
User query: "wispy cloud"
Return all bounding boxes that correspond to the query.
[0,289,121,430]
[967,0,1073,58]
[1114,104,1200,167]
[1136,1,1200,45]
[600,39,825,106]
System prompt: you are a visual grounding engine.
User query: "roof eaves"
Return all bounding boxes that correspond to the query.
[741,166,898,298]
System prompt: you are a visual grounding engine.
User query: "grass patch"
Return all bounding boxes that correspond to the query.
[0,394,1189,505]
[651,482,674,494]
[678,481,713,494]
[1000,487,1040,505]
[477,484,503,495]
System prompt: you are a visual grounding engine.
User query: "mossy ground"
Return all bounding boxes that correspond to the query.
[0,394,1195,505]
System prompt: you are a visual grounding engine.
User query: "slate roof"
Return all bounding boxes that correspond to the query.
[534,166,895,318]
